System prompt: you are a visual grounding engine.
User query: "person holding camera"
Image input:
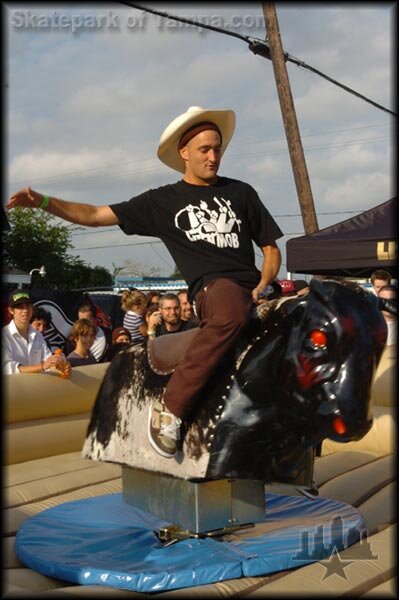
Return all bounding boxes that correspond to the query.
[146,293,194,337]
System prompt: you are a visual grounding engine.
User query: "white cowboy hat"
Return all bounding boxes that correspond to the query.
[157,106,236,173]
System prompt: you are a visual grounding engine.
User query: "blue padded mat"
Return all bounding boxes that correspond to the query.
[16,492,365,592]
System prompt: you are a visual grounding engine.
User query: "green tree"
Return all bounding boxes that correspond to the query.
[57,258,113,290]
[3,208,112,289]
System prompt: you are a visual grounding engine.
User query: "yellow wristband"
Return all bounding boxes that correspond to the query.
[39,195,50,209]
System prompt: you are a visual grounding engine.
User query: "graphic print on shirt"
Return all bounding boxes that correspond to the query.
[174,196,242,248]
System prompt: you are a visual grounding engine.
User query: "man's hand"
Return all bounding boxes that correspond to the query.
[253,244,282,303]
[7,187,43,210]
[252,283,267,304]
[42,354,65,371]
[147,311,162,329]
[60,360,73,377]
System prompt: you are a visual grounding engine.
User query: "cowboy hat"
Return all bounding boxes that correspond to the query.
[157,106,236,173]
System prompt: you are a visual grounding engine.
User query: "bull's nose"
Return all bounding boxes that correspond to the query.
[328,415,373,442]
[332,416,347,435]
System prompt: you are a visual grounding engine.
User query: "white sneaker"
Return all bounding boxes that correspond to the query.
[148,399,181,458]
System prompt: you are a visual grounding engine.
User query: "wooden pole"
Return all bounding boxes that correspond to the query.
[262,2,319,234]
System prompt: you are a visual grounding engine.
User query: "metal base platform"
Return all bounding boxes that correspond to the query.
[122,466,266,535]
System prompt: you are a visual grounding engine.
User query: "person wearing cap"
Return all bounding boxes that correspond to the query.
[112,326,132,345]
[278,279,309,298]
[7,106,283,458]
[103,327,132,362]
[2,290,72,375]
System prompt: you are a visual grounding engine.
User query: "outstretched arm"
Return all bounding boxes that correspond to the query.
[252,243,282,303]
[7,187,119,227]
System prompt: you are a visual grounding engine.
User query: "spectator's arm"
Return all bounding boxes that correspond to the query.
[7,354,60,374]
[2,341,59,374]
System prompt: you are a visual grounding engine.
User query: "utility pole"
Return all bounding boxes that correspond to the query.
[262,2,319,234]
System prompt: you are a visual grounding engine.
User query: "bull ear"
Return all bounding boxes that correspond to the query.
[309,278,335,303]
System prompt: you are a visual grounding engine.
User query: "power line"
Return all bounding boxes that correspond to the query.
[68,230,342,253]
[69,209,367,237]
[288,53,396,117]
[118,0,254,44]
[70,239,164,251]
[236,122,389,146]
[118,2,396,117]
[8,133,390,188]
[149,242,174,270]
[275,209,367,217]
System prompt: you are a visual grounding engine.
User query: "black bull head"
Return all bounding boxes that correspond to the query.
[82,280,387,485]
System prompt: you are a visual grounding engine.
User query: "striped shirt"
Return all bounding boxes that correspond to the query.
[123,311,146,345]
[90,327,107,362]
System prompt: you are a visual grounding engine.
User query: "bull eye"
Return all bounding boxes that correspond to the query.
[309,329,328,348]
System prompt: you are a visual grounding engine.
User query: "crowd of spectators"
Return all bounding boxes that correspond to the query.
[2,274,396,375]
[1,288,199,373]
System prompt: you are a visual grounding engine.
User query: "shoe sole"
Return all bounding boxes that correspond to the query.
[147,403,176,459]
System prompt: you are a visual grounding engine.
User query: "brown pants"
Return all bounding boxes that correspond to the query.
[163,278,254,419]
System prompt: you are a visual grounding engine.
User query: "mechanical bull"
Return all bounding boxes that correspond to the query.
[82,279,387,489]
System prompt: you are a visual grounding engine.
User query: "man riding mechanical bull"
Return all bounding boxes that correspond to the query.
[8,108,391,481]
[7,105,284,459]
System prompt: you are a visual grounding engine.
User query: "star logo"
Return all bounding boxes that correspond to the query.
[291,515,379,582]
[320,547,353,580]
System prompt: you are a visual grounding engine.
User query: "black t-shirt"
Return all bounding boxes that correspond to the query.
[156,320,195,336]
[111,177,283,298]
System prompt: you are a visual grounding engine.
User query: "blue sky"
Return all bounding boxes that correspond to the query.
[5,2,395,277]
